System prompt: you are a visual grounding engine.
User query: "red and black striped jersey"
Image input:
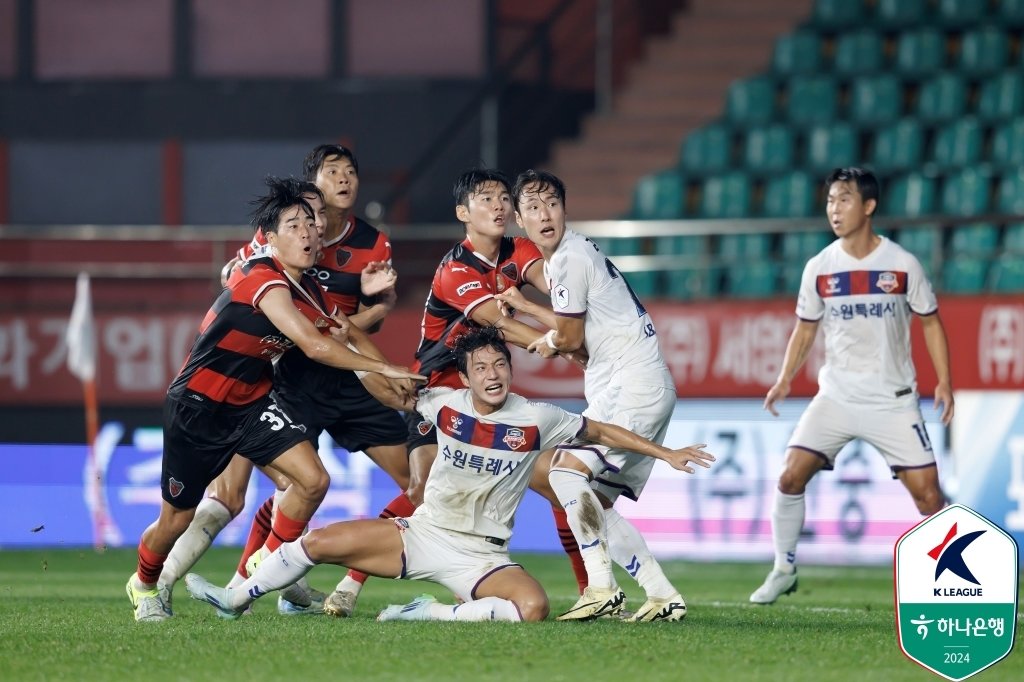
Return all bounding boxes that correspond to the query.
[238,215,391,316]
[413,236,542,389]
[168,255,337,410]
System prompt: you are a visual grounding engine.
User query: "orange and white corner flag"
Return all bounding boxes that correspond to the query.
[66,272,97,382]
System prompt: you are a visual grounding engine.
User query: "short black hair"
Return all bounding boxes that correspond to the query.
[249,176,314,234]
[453,168,511,208]
[302,144,360,181]
[512,169,566,213]
[453,326,512,376]
[826,167,880,210]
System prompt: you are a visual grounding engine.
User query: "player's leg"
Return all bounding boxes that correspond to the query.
[870,405,945,516]
[130,501,195,621]
[473,565,549,621]
[258,440,329,554]
[896,465,944,514]
[530,448,588,595]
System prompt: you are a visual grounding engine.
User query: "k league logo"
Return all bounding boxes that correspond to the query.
[895,504,1018,681]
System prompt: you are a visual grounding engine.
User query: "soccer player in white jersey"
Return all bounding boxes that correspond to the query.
[184,327,713,622]
[750,167,954,604]
[501,169,688,622]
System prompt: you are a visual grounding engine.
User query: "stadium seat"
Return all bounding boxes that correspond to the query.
[942,256,988,294]
[679,123,732,176]
[916,73,967,124]
[805,122,858,172]
[989,253,1024,292]
[743,124,794,173]
[870,118,924,173]
[772,31,821,76]
[894,225,942,278]
[876,0,928,29]
[996,168,1024,214]
[718,232,772,261]
[1002,223,1024,253]
[725,262,779,298]
[812,0,862,30]
[950,223,1000,257]
[958,26,1010,77]
[894,28,946,79]
[780,230,833,261]
[786,75,839,125]
[991,118,1024,169]
[593,237,642,256]
[625,270,660,298]
[763,170,816,218]
[833,29,884,76]
[940,169,991,217]
[700,172,752,219]
[726,76,776,125]
[935,0,989,27]
[665,266,722,299]
[928,118,983,170]
[977,72,1024,122]
[652,234,709,257]
[781,262,805,293]
[849,74,904,126]
[885,173,936,217]
[631,170,685,220]
[998,0,1024,27]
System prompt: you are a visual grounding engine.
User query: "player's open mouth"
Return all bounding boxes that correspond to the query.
[303,246,313,253]
[485,382,503,394]
[540,227,555,237]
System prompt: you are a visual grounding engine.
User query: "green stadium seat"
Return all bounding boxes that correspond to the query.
[743,124,794,173]
[942,256,988,294]
[780,230,833,260]
[989,253,1024,292]
[999,0,1024,27]
[700,172,752,218]
[781,262,805,293]
[940,169,991,217]
[653,235,709,256]
[786,75,839,125]
[886,173,937,217]
[725,262,779,298]
[718,233,772,261]
[950,223,1000,257]
[833,29,884,77]
[959,26,1010,77]
[1003,223,1024,253]
[665,266,722,299]
[894,225,941,278]
[763,170,816,218]
[895,28,946,79]
[679,123,732,176]
[806,122,858,173]
[916,73,967,124]
[625,270,660,298]
[850,74,904,126]
[812,0,863,30]
[876,0,928,29]
[631,170,685,220]
[928,117,983,170]
[592,237,643,256]
[997,168,1024,214]
[772,31,821,76]
[977,72,1024,122]
[726,76,776,125]
[936,0,989,27]
[870,119,924,173]
[991,118,1024,169]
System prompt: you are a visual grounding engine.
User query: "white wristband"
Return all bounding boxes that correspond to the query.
[544,329,558,351]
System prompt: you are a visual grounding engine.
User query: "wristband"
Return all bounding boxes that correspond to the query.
[544,329,558,351]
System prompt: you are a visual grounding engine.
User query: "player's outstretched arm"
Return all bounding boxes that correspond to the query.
[494,286,558,329]
[764,319,819,416]
[580,419,715,474]
[919,312,955,425]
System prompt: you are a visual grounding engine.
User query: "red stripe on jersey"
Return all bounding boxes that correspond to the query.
[217,328,274,358]
[185,366,271,406]
[849,270,870,295]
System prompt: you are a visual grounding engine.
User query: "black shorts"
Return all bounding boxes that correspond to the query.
[404,409,437,453]
[161,393,311,509]
[275,357,407,453]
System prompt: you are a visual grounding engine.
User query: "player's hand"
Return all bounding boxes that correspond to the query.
[763,379,791,417]
[380,364,427,382]
[663,443,715,473]
[359,372,413,411]
[329,314,352,344]
[494,287,528,315]
[934,381,955,426]
[361,261,398,297]
[527,333,559,359]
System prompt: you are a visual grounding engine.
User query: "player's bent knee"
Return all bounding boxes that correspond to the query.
[914,489,944,516]
[516,595,549,622]
[777,470,812,495]
[549,450,589,476]
[298,528,332,563]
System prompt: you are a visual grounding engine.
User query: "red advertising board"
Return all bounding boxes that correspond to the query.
[1,297,1021,405]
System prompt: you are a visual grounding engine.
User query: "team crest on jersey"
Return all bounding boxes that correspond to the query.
[553,284,570,309]
[501,263,519,282]
[168,477,185,498]
[416,420,433,436]
[876,271,899,293]
[502,428,527,450]
[335,249,352,268]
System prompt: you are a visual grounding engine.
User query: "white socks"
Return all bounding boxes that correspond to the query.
[334,574,363,596]
[159,498,233,587]
[548,467,614,589]
[772,491,805,573]
[429,597,522,622]
[605,508,676,600]
[232,540,316,610]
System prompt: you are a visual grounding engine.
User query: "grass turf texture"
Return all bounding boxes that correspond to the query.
[0,548,1019,682]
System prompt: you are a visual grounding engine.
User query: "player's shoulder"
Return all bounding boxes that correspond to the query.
[878,235,923,267]
[346,216,386,249]
[438,241,485,276]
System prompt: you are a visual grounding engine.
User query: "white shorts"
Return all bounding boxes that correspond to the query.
[393,517,519,602]
[561,380,675,503]
[788,394,936,476]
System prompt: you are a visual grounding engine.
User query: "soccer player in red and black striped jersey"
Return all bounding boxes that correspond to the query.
[126,180,423,622]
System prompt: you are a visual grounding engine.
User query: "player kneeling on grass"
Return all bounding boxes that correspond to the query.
[186,326,714,622]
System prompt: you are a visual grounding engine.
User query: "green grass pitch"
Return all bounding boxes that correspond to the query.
[0,548,1019,682]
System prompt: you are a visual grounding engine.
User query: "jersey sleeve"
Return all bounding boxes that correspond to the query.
[237,229,268,261]
[416,387,456,424]
[533,401,586,450]
[905,253,938,315]
[548,249,590,317]
[372,231,393,266]
[512,237,543,284]
[231,264,288,308]
[795,255,824,321]
[436,263,495,318]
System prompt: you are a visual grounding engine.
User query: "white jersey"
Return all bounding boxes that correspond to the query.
[797,236,938,409]
[545,229,673,399]
[413,387,584,540]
